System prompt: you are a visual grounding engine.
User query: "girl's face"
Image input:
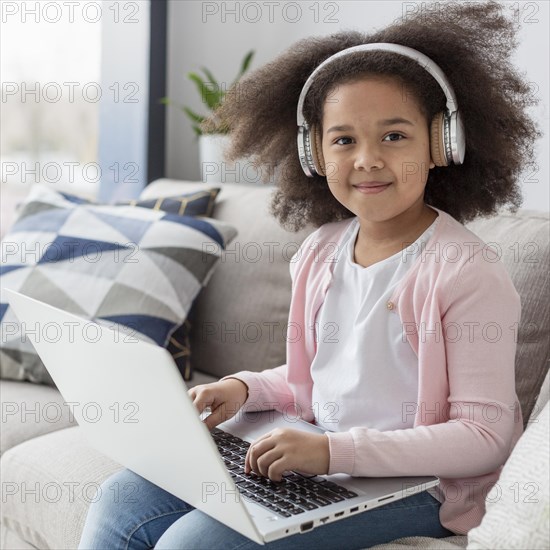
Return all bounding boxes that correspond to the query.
[321,76,435,231]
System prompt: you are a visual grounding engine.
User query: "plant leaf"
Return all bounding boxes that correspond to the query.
[188,72,220,110]
[183,107,206,123]
[231,50,255,87]
[200,67,218,87]
[167,53,256,134]
[208,90,225,110]
[239,50,255,76]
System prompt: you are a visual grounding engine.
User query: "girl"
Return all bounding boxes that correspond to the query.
[79,1,541,548]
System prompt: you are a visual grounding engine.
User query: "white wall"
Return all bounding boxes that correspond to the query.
[165,0,549,211]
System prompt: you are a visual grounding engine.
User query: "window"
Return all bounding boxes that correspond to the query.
[1,1,164,238]
[1,4,102,200]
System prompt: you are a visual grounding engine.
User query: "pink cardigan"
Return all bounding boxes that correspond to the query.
[226,206,524,535]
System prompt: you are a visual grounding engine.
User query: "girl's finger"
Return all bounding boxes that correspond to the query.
[245,437,276,475]
[192,390,217,415]
[267,457,289,482]
[246,439,269,474]
[244,432,273,472]
[203,403,228,430]
[256,448,283,478]
[249,431,272,446]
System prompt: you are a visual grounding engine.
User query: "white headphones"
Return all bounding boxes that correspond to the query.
[296,43,466,177]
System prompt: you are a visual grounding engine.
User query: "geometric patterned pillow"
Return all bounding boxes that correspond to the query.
[48,188,221,381]
[0,184,235,385]
[62,187,222,381]
[118,188,221,380]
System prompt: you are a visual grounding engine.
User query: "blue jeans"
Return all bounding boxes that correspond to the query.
[78,469,455,550]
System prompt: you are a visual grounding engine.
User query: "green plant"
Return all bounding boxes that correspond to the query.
[160,50,255,136]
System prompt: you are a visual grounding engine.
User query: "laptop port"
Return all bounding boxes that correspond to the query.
[334,511,344,518]
[378,495,393,502]
[300,521,314,533]
[350,506,359,513]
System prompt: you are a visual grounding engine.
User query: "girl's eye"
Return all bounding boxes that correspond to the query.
[334,136,353,146]
[384,133,404,142]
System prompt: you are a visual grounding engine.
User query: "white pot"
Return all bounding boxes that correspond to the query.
[198,134,268,185]
[199,134,234,184]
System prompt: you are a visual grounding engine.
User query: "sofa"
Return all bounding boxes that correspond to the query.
[1,178,548,549]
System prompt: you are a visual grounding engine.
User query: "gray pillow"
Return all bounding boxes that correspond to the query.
[465,209,550,428]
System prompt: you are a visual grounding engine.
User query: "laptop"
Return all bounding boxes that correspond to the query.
[4,288,439,545]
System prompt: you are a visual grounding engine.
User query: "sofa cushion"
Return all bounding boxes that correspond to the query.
[466,400,549,549]
[1,427,122,550]
[0,380,77,455]
[465,209,549,428]
[0,526,37,550]
[141,180,313,379]
[0,184,236,384]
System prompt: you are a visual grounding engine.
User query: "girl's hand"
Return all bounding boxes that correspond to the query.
[188,378,248,431]
[244,428,330,482]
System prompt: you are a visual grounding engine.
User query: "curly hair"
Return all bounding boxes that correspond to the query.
[203,0,542,231]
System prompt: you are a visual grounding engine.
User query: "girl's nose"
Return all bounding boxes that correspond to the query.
[353,142,384,171]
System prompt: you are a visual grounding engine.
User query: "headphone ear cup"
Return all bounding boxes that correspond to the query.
[310,124,326,176]
[430,112,448,167]
[451,110,466,165]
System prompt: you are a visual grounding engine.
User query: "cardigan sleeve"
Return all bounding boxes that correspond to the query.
[326,248,523,478]
[221,365,296,412]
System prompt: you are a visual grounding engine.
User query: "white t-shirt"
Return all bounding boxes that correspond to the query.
[311,215,438,433]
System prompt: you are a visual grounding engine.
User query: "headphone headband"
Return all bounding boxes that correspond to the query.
[296,43,459,126]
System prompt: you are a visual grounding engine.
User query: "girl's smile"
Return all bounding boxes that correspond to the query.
[353,182,392,194]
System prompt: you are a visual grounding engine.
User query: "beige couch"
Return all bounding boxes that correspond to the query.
[1,179,548,549]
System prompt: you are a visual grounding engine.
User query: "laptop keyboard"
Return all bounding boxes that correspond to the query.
[211,428,358,518]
